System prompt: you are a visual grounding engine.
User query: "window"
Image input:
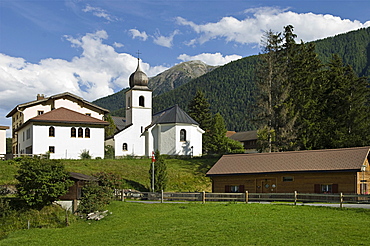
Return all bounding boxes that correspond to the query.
[361,183,368,195]
[314,184,338,194]
[71,127,76,138]
[283,176,294,182]
[180,129,186,141]
[321,184,332,194]
[141,126,143,133]
[85,113,91,116]
[38,110,44,115]
[49,146,55,153]
[225,185,245,193]
[139,96,145,107]
[26,129,30,139]
[122,143,128,151]
[128,97,131,108]
[85,128,90,138]
[23,132,25,141]
[49,126,55,137]
[78,127,83,138]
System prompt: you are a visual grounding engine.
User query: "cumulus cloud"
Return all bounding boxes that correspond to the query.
[129,29,148,41]
[177,53,242,66]
[82,4,118,22]
[153,30,180,48]
[0,30,168,119]
[176,7,370,45]
[113,42,124,48]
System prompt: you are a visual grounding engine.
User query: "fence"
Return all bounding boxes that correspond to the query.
[115,190,370,207]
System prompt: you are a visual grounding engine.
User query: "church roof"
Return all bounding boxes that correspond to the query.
[151,105,199,125]
[129,59,149,88]
[111,116,126,131]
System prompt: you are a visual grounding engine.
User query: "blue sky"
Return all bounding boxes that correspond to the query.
[1,0,370,133]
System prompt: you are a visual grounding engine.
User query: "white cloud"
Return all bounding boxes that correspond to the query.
[177,53,242,66]
[129,29,148,41]
[176,7,370,45]
[113,42,124,48]
[82,4,118,22]
[153,30,180,48]
[0,30,169,123]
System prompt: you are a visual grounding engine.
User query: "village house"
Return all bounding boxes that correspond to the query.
[207,146,370,194]
[227,130,257,152]
[106,59,204,157]
[0,126,9,159]
[6,92,109,159]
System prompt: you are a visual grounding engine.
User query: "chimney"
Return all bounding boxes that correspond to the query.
[37,94,45,100]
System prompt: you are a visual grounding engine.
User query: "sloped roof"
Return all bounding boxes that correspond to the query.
[229,130,257,142]
[112,116,126,131]
[0,126,9,130]
[6,92,109,117]
[20,107,109,128]
[206,146,370,176]
[69,172,98,181]
[152,105,199,125]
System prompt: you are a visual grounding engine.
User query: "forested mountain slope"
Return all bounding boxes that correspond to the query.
[94,27,370,132]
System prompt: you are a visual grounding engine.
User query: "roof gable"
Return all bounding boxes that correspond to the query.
[207,147,370,176]
[28,107,109,126]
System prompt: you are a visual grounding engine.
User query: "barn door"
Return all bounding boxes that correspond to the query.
[257,179,277,193]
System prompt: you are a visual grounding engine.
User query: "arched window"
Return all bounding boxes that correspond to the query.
[122,143,128,151]
[180,129,186,141]
[78,127,83,138]
[49,126,55,137]
[71,127,76,138]
[139,96,145,107]
[85,128,90,138]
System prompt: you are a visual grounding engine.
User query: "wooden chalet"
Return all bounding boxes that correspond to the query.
[206,147,370,194]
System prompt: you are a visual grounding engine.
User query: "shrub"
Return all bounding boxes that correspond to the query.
[104,145,115,159]
[15,157,73,210]
[79,149,91,159]
[93,172,123,190]
[78,182,113,215]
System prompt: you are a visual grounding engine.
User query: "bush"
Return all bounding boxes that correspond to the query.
[79,149,91,159]
[15,157,73,210]
[93,172,123,190]
[78,182,113,215]
[104,145,115,159]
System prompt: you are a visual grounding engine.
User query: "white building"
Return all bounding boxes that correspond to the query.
[0,126,9,159]
[6,92,109,159]
[108,59,204,157]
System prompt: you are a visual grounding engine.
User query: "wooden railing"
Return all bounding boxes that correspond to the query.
[115,190,370,207]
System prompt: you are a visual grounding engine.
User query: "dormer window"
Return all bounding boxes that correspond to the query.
[38,110,44,115]
[85,113,91,116]
[139,96,145,107]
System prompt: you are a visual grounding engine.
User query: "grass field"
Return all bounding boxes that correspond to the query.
[0,157,218,192]
[1,201,370,245]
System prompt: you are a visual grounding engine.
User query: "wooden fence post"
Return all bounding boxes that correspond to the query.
[121,189,125,202]
[294,191,297,205]
[340,193,343,208]
[202,191,206,204]
[161,190,164,203]
[245,191,249,204]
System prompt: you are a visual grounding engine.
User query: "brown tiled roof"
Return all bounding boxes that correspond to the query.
[226,131,236,137]
[27,107,109,126]
[0,126,9,130]
[69,172,98,181]
[206,147,370,176]
[229,130,257,142]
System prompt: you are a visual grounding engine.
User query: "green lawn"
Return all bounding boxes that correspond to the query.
[1,201,370,245]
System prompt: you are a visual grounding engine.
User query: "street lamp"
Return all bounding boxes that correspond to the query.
[361,165,366,194]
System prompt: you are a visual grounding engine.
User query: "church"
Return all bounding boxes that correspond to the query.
[106,59,204,157]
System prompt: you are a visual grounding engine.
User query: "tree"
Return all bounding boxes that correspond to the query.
[188,90,213,154]
[149,150,167,192]
[104,114,116,138]
[78,181,113,215]
[15,157,73,210]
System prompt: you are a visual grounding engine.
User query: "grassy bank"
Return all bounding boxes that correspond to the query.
[2,201,370,245]
[0,157,218,192]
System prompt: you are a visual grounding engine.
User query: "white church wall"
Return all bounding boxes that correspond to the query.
[114,125,146,157]
[32,125,105,159]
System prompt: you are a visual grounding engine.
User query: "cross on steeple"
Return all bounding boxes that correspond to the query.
[136,50,142,60]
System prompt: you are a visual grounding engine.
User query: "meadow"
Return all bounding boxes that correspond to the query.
[1,201,370,245]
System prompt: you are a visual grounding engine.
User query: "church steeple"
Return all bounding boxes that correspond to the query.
[129,58,148,88]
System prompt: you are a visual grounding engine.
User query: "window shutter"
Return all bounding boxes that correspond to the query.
[332,184,339,193]
[225,185,231,193]
[314,184,320,193]
[239,185,245,193]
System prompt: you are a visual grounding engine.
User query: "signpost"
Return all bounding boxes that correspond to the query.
[151,151,155,192]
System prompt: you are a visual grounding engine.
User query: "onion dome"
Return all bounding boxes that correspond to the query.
[129,58,148,88]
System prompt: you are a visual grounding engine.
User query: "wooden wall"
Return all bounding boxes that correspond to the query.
[211,171,363,194]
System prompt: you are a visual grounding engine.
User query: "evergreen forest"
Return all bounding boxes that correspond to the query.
[93,27,370,136]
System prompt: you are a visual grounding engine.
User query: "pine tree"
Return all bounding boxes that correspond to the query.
[188,90,213,153]
[104,114,116,138]
[149,150,167,192]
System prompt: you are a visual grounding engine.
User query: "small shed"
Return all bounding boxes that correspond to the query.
[227,130,257,152]
[58,172,98,212]
[206,147,370,194]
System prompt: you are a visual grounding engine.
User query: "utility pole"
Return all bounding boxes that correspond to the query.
[151,151,155,192]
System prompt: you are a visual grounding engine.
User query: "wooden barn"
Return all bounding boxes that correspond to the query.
[206,147,370,194]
